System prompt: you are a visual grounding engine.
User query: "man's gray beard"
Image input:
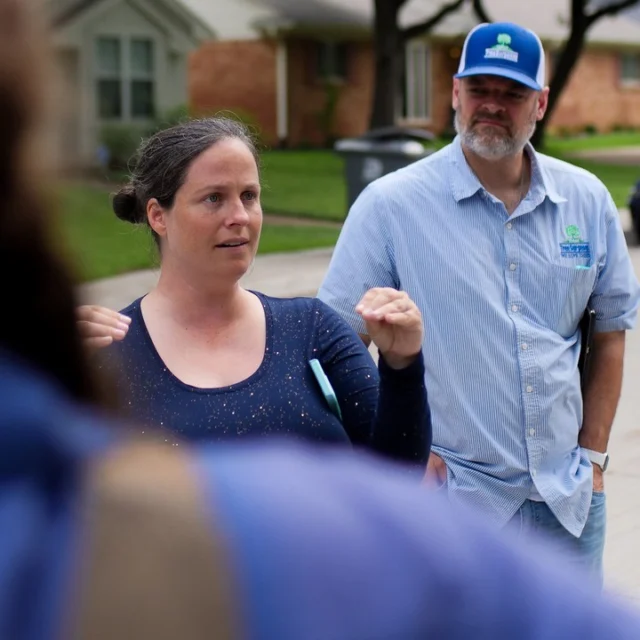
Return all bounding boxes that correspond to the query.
[454,110,536,160]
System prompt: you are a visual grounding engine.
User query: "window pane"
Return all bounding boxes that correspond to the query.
[403,42,430,119]
[131,80,154,118]
[96,37,121,75]
[131,39,154,76]
[621,54,640,81]
[97,80,121,118]
[316,42,347,80]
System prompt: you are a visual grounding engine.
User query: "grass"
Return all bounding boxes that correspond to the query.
[261,150,347,221]
[55,183,340,282]
[566,160,637,208]
[543,131,640,156]
[57,132,640,282]
[259,135,640,218]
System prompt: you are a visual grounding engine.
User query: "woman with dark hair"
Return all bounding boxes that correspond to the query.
[80,117,431,464]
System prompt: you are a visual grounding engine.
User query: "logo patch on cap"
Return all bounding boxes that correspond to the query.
[484,34,518,63]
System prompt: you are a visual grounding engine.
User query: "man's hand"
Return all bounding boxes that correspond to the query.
[355,288,423,370]
[76,305,131,352]
[593,465,605,493]
[423,452,447,488]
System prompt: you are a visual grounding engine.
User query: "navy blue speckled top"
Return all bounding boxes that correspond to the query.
[100,293,431,464]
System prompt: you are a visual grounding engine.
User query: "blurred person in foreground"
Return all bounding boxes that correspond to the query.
[2,2,640,639]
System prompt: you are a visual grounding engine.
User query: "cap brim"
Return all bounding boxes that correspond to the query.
[455,66,541,91]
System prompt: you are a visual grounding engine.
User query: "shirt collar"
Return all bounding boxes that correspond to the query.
[447,136,567,206]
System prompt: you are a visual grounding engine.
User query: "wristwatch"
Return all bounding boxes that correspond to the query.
[584,448,610,472]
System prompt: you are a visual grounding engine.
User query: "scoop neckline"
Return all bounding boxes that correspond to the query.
[134,290,273,395]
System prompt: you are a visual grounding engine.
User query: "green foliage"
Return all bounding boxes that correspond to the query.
[98,123,148,171]
[316,81,342,148]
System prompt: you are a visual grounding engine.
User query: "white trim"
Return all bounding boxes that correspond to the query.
[276,40,288,141]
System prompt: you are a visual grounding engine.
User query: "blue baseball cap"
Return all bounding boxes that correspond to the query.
[455,22,546,91]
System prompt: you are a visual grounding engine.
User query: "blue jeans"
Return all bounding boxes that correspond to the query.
[509,492,606,587]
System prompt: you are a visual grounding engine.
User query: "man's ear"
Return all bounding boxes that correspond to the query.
[536,87,550,121]
[452,77,461,111]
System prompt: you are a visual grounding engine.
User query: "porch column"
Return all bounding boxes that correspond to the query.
[276,39,288,144]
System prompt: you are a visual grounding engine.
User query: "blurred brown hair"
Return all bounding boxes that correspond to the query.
[0,0,101,403]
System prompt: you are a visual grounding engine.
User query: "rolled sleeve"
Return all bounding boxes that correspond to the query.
[591,196,640,333]
[317,182,398,334]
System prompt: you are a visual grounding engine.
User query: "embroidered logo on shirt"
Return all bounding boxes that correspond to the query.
[485,34,519,63]
[560,225,591,259]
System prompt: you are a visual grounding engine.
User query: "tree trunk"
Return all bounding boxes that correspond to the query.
[369,0,403,129]
[531,26,587,149]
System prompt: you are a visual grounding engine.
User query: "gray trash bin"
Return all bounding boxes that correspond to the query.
[334,126,435,212]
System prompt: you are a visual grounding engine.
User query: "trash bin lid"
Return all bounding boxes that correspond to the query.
[334,138,426,156]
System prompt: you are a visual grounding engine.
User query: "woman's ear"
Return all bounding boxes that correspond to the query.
[147,198,167,237]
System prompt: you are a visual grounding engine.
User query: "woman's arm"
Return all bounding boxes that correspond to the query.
[314,293,431,467]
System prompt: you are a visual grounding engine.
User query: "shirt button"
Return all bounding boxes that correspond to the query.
[521,343,528,351]
[511,304,519,312]
[509,263,517,271]
[526,385,533,393]
[506,222,513,230]
[529,428,536,436]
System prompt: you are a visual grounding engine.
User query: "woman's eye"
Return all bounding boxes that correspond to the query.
[206,193,220,203]
[242,191,257,201]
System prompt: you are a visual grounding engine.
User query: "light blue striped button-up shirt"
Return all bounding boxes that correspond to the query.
[318,136,640,537]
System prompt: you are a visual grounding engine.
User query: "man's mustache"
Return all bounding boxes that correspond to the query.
[472,114,511,128]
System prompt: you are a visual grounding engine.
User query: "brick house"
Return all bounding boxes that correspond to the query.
[182,0,640,147]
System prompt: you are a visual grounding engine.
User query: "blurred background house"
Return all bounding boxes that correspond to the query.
[49,0,640,165]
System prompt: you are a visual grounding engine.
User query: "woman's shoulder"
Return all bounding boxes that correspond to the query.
[253,292,325,319]
[255,292,337,317]
[119,296,143,319]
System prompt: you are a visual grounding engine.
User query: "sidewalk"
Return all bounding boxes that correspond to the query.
[77,217,640,604]
[78,247,334,309]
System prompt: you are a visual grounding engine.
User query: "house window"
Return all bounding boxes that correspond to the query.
[400,40,431,120]
[620,52,640,83]
[315,42,348,82]
[96,37,122,118]
[95,36,155,120]
[131,38,155,117]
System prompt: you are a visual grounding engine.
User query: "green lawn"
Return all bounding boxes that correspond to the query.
[56,184,340,282]
[567,160,637,209]
[57,132,640,282]
[259,137,639,219]
[260,150,346,221]
[543,131,640,156]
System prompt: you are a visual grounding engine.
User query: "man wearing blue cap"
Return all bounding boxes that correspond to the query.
[318,22,640,585]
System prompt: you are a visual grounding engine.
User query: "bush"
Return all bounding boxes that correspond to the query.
[98,105,264,170]
[98,123,148,171]
[146,104,192,135]
[198,107,264,146]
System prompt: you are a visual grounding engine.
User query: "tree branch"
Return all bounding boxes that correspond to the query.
[587,0,640,26]
[401,0,465,42]
[471,0,492,22]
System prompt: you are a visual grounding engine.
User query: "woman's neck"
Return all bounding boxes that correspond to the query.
[147,266,250,331]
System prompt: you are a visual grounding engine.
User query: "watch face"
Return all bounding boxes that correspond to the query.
[602,454,610,472]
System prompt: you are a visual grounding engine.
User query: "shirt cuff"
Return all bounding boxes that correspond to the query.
[378,350,425,382]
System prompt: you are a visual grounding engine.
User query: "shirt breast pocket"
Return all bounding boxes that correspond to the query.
[551,264,598,338]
